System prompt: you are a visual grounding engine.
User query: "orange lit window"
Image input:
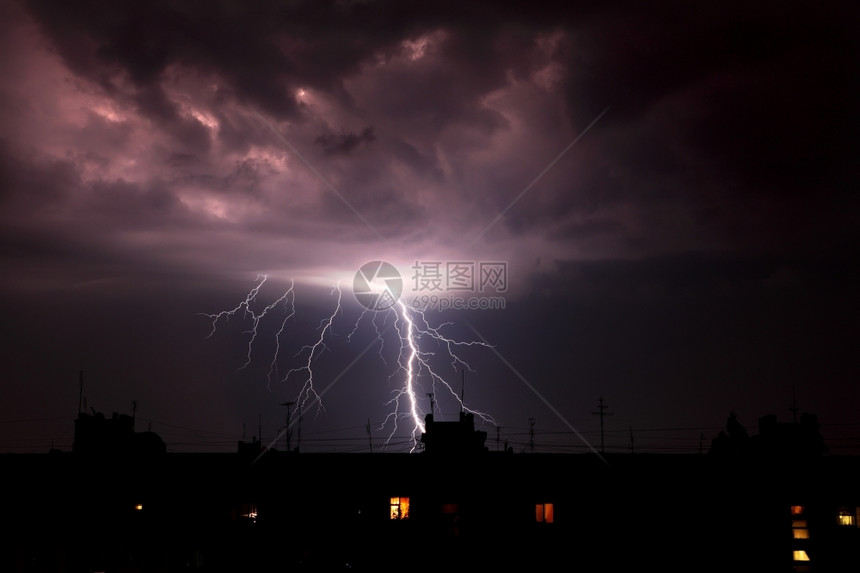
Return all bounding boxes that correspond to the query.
[837,508,855,526]
[793,550,810,562]
[791,505,804,516]
[535,503,554,524]
[792,518,809,540]
[792,528,809,539]
[390,497,410,520]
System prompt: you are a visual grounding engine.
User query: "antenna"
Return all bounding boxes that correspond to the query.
[366,418,373,453]
[427,393,435,415]
[77,370,84,415]
[281,402,295,452]
[528,418,536,453]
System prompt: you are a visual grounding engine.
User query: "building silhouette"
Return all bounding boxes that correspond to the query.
[710,411,829,458]
[2,409,858,572]
[73,409,166,456]
[420,410,488,455]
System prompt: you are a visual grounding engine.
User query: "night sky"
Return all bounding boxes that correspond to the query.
[2,0,858,455]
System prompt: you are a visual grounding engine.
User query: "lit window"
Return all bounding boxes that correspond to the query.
[390,497,410,520]
[792,517,809,540]
[535,503,554,524]
[791,505,804,516]
[793,550,810,562]
[240,503,257,523]
[837,508,855,526]
[134,504,143,511]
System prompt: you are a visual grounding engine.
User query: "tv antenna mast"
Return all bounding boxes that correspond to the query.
[281,401,295,451]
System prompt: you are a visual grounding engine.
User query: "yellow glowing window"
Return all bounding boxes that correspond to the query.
[791,505,804,516]
[792,519,807,528]
[390,497,410,520]
[793,550,810,562]
[535,503,554,523]
[134,504,143,511]
[792,528,809,539]
[837,508,855,526]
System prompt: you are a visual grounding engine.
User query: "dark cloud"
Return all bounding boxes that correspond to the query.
[315,126,376,155]
[547,249,859,304]
[548,217,626,241]
[0,139,80,208]
[166,152,199,166]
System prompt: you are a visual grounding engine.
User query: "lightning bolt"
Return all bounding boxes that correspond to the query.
[283,283,342,417]
[265,283,296,389]
[382,299,495,451]
[202,276,496,452]
[199,275,294,372]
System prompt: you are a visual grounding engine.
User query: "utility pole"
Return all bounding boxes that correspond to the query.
[592,397,613,454]
[281,402,295,452]
[528,418,535,453]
